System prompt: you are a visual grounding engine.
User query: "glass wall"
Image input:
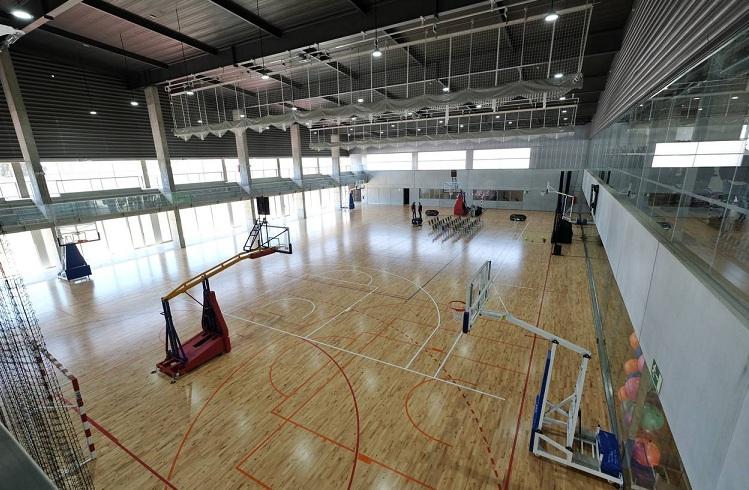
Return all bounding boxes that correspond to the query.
[366,152,412,170]
[587,224,690,489]
[417,151,465,170]
[587,29,749,301]
[250,158,278,178]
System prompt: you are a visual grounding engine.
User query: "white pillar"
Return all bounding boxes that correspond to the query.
[331,134,341,181]
[144,85,176,195]
[140,160,151,188]
[10,161,29,198]
[31,229,51,267]
[232,110,252,193]
[170,210,186,248]
[0,51,51,205]
[411,152,418,170]
[291,123,306,218]
[466,149,474,170]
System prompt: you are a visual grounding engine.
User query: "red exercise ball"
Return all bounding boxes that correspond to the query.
[633,437,661,467]
[638,355,647,373]
[617,386,631,402]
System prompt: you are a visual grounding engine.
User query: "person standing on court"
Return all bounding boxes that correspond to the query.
[418,202,423,220]
[411,202,416,220]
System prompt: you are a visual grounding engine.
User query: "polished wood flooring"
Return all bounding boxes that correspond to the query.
[30,206,612,489]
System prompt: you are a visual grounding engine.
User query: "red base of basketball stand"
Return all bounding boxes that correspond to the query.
[157,289,232,378]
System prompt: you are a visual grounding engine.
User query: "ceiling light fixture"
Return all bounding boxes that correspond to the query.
[89,110,97,115]
[698,107,703,111]
[50,74,55,78]
[439,120,443,123]
[240,114,245,118]
[351,115,357,120]
[554,73,563,79]
[495,115,500,119]
[11,9,33,20]
[186,90,195,96]
[357,98,364,103]
[261,74,269,80]
[476,104,482,109]
[508,121,513,124]
[460,124,464,128]
[731,96,738,100]
[559,96,566,101]
[693,97,700,100]
[130,101,139,106]
[197,119,203,123]
[291,107,297,111]
[372,39,382,58]
[545,0,559,22]
[442,86,450,93]
[417,128,421,131]
[562,110,567,113]
[391,124,395,128]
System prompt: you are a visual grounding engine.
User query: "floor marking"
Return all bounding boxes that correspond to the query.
[63,398,178,489]
[433,329,463,378]
[320,268,375,286]
[403,379,454,447]
[224,311,506,402]
[502,248,553,490]
[303,288,378,339]
[166,337,286,485]
[301,272,377,290]
[259,296,317,319]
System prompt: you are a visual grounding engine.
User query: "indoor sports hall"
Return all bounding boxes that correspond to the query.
[0,1,747,490]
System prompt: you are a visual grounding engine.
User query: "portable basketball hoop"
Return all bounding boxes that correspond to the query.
[448,300,466,323]
[543,183,575,222]
[355,179,366,190]
[55,224,101,281]
[462,260,623,486]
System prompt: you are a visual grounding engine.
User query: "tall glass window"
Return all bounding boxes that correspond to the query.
[366,153,412,170]
[473,148,531,169]
[418,151,466,170]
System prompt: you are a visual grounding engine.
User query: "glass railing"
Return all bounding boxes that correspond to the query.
[583,223,691,490]
[595,169,749,304]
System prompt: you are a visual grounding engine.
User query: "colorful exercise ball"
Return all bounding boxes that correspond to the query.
[638,355,647,373]
[624,358,639,375]
[634,347,643,358]
[624,376,640,400]
[641,404,665,432]
[617,386,631,402]
[633,437,661,467]
[629,332,640,350]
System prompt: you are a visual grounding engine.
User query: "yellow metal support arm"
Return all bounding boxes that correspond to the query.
[161,247,277,301]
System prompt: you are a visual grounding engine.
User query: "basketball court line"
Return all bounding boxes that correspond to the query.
[303,288,378,338]
[433,329,463,378]
[222,310,506,402]
[258,297,317,319]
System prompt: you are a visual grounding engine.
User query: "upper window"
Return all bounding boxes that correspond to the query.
[417,151,466,170]
[366,153,412,171]
[652,140,745,168]
[250,158,278,179]
[340,157,352,172]
[473,148,531,169]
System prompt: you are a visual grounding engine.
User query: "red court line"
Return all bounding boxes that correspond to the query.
[63,397,177,489]
[403,379,454,447]
[274,414,436,489]
[166,337,286,485]
[300,338,361,490]
[502,249,552,490]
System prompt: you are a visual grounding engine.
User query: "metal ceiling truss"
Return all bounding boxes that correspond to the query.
[207,0,284,38]
[81,0,220,55]
[166,2,590,145]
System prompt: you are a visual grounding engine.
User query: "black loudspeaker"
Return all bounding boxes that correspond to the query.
[450,169,457,178]
[553,244,563,256]
[256,196,271,215]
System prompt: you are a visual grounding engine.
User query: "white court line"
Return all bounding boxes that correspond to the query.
[302,273,376,289]
[351,266,443,371]
[433,329,463,378]
[223,310,505,402]
[303,288,378,339]
[259,297,317,319]
[323,269,375,286]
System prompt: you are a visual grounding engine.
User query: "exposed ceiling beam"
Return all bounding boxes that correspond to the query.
[342,0,368,14]
[130,0,486,88]
[39,25,169,69]
[206,0,283,38]
[82,0,219,55]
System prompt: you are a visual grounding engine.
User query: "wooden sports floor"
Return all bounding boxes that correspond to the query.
[30,206,612,489]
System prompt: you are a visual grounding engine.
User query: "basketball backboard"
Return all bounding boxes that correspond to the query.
[464,260,492,333]
[56,223,101,247]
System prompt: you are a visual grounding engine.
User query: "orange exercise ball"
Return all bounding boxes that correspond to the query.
[629,332,640,350]
[633,437,661,467]
[624,358,639,375]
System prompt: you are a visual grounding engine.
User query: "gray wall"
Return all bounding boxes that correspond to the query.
[0,50,327,160]
[365,169,582,212]
[582,171,749,490]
